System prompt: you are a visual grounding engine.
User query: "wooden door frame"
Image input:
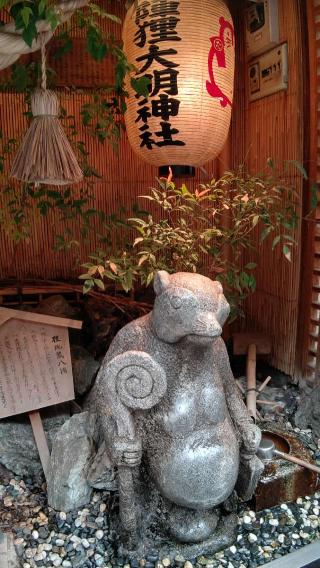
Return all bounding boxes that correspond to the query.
[295,0,318,380]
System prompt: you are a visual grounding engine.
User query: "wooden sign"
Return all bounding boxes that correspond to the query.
[0,307,82,476]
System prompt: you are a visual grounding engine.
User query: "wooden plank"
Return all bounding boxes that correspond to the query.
[29,411,50,479]
[0,284,80,296]
[308,348,318,356]
[0,314,11,326]
[0,306,82,330]
[309,331,320,340]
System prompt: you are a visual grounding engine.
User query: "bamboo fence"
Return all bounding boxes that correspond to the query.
[0,0,307,376]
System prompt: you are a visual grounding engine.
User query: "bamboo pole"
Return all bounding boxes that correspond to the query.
[246,343,257,420]
[258,376,272,393]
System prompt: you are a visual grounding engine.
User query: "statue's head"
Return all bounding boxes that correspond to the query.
[152,271,230,345]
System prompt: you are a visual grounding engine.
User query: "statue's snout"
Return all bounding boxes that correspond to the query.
[193,312,222,338]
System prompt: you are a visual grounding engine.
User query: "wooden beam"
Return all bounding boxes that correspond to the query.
[296,0,318,379]
[0,306,82,329]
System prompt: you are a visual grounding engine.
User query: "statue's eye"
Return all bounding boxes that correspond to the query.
[170,296,183,309]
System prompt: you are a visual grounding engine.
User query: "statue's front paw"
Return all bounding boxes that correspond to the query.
[112,438,142,468]
[241,424,261,456]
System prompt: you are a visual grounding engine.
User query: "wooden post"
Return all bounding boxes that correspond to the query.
[246,343,257,420]
[29,411,50,479]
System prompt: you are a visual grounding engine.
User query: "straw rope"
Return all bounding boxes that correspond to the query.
[41,37,47,91]
[0,0,89,71]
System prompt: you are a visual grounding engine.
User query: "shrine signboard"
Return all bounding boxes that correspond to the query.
[0,307,82,475]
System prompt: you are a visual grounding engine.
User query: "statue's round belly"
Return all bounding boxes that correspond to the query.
[148,421,239,509]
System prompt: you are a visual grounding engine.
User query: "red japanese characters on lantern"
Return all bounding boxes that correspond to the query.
[123,0,235,168]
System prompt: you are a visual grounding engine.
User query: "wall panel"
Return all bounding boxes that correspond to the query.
[239,0,305,375]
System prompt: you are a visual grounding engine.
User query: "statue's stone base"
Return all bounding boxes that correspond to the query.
[113,482,238,559]
[144,512,238,559]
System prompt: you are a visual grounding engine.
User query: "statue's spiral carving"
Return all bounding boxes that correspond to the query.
[108,351,167,410]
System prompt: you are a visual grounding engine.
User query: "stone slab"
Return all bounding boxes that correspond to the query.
[0,533,19,568]
[264,539,320,567]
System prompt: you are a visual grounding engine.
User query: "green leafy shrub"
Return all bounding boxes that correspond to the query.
[80,162,301,319]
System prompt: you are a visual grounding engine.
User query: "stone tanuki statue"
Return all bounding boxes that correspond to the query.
[94,271,263,555]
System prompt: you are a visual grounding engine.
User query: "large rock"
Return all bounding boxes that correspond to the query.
[47,412,96,512]
[70,345,100,397]
[295,381,320,441]
[0,407,70,478]
[35,295,78,318]
[87,441,117,490]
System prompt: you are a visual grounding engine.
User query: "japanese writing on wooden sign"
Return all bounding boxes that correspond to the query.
[0,308,81,419]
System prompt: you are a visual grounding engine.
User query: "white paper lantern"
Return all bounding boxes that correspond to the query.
[123,0,235,168]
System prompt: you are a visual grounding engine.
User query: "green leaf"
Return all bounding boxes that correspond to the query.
[53,32,73,60]
[11,63,29,91]
[131,76,151,98]
[21,6,32,27]
[38,0,47,16]
[272,235,281,249]
[122,270,133,292]
[45,8,59,32]
[260,226,272,241]
[94,278,105,290]
[146,272,154,286]
[83,279,94,294]
[283,234,295,243]
[86,26,107,61]
[283,244,292,262]
[248,274,256,291]
[245,262,257,270]
[311,183,318,210]
[22,22,38,48]
[287,160,308,180]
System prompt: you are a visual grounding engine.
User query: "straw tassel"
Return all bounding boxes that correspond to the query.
[11,39,83,186]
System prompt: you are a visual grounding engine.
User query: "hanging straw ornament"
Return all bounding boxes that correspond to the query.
[11,38,83,186]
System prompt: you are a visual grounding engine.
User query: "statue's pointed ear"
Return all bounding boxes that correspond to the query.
[154,271,170,296]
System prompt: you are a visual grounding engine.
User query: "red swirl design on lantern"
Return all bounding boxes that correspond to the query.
[206,17,235,107]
